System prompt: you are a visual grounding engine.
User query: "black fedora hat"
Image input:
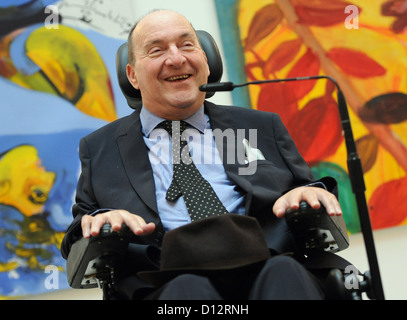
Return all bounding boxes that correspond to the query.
[138,214,271,287]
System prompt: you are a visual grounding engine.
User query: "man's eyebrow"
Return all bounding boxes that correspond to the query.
[143,32,197,50]
[144,39,164,50]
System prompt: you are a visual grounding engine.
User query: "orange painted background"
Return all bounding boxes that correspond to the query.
[215,0,407,233]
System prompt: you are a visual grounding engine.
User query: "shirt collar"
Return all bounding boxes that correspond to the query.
[140,105,208,137]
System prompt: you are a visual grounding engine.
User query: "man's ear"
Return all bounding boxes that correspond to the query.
[126,63,140,89]
[202,50,210,78]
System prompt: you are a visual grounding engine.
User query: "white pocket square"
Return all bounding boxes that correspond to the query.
[243,139,265,164]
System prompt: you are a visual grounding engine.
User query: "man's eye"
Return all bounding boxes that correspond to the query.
[182,42,194,49]
[149,48,164,56]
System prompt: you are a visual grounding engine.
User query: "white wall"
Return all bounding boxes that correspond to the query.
[23,0,407,300]
[338,224,407,300]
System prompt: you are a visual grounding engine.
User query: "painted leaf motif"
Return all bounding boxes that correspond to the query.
[286,95,343,165]
[294,0,356,27]
[325,78,336,96]
[285,49,320,100]
[392,15,407,33]
[327,48,386,78]
[381,0,407,33]
[293,0,350,6]
[369,176,407,229]
[358,92,407,124]
[245,4,283,51]
[263,38,303,77]
[257,82,298,125]
[356,134,379,173]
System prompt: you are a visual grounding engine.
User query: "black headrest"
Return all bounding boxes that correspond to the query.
[116,30,223,109]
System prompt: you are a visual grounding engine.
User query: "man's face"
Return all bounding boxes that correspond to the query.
[127,11,210,120]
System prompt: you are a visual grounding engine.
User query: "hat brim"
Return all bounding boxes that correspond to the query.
[138,254,270,287]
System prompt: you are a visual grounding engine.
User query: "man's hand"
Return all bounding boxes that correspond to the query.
[81,209,156,239]
[273,186,343,218]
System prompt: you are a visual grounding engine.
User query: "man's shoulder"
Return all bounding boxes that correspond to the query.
[205,100,277,121]
[84,112,137,141]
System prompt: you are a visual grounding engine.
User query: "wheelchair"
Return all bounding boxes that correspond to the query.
[65,30,378,300]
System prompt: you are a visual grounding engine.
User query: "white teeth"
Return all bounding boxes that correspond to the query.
[166,75,190,81]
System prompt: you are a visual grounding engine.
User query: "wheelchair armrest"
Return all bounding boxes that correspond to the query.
[66,223,135,289]
[285,201,349,255]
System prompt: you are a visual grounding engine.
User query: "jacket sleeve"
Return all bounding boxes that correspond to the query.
[60,137,111,259]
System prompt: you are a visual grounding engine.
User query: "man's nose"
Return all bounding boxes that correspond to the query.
[165,46,186,67]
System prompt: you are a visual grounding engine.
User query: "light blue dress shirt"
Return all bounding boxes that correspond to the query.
[140,105,246,231]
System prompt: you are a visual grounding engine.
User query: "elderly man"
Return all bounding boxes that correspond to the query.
[62,10,345,300]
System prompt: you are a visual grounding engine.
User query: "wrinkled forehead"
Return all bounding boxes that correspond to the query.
[132,11,198,49]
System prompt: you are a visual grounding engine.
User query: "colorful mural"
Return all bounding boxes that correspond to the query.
[0,0,133,298]
[2,0,406,299]
[215,0,407,234]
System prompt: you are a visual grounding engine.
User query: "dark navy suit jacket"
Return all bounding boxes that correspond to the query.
[61,101,339,262]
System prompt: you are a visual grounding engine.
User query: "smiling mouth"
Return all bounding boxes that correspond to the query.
[165,74,191,82]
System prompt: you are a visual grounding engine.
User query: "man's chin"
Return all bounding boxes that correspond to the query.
[168,93,204,110]
[165,101,203,119]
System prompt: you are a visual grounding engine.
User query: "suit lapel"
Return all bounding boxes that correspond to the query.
[116,111,158,214]
[205,102,253,204]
